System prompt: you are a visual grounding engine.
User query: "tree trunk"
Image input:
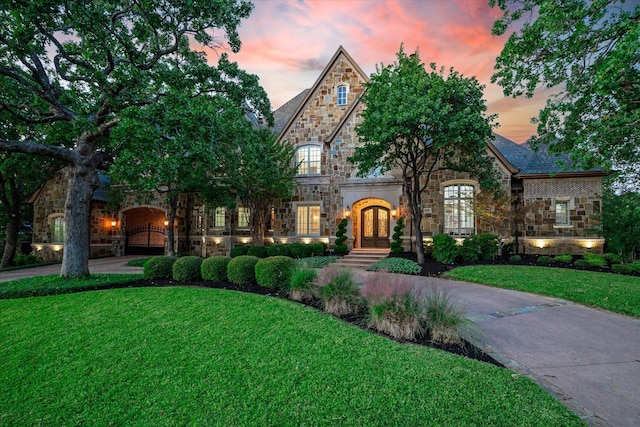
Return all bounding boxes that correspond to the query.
[60,164,98,278]
[406,175,426,265]
[184,193,194,254]
[0,214,20,268]
[166,194,178,256]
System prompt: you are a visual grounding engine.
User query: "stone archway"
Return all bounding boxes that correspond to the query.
[352,198,391,249]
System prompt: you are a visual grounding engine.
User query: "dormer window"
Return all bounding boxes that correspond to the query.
[337,85,347,106]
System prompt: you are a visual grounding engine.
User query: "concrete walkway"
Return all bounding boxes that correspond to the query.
[1,259,638,426]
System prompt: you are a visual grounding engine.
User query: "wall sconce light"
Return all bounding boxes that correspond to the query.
[344,205,351,218]
[163,218,170,227]
[110,216,118,228]
[391,205,397,219]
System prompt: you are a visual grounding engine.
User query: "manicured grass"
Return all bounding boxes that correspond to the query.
[0,287,583,426]
[0,274,142,299]
[444,265,640,317]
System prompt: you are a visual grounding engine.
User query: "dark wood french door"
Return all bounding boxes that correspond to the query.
[361,207,390,248]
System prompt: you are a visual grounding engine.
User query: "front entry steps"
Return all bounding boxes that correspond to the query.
[332,248,390,270]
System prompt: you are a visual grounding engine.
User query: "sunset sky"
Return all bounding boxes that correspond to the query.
[219,0,552,144]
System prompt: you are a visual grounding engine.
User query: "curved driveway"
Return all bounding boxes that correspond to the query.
[1,258,639,426]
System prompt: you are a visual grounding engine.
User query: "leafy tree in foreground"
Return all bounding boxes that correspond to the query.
[595,186,640,261]
[490,0,639,179]
[0,0,268,277]
[227,129,298,246]
[349,46,498,265]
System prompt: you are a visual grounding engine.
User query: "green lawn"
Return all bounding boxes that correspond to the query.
[0,273,142,299]
[444,265,640,317]
[0,286,583,426]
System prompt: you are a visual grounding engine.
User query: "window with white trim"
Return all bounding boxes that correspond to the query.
[51,215,64,243]
[444,184,475,235]
[296,146,321,176]
[555,199,570,226]
[296,205,320,236]
[337,85,347,105]
[238,207,250,228]
[213,207,226,228]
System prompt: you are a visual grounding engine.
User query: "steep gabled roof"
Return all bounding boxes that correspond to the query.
[273,89,310,134]
[276,46,369,139]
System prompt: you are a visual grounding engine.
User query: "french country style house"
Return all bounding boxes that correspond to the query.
[30,46,607,262]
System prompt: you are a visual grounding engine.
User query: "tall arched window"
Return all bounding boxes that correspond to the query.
[296,146,321,176]
[51,215,65,243]
[444,184,475,235]
[337,85,347,105]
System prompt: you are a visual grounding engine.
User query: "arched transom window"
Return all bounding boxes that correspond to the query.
[444,184,475,235]
[296,146,321,176]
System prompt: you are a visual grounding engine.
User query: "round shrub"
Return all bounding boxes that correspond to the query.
[460,235,482,262]
[201,256,231,282]
[266,244,291,257]
[247,245,268,258]
[509,255,522,263]
[227,255,260,285]
[554,254,573,263]
[574,259,591,269]
[478,234,499,260]
[143,256,178,279]
[537,256,555,265]
[172,256,203,282]
[289,242,312,258]
[432,234,459,264]
[309,242,326,257]
[230,245,249,258]
[255,256,297,289]
[603,253,622,265]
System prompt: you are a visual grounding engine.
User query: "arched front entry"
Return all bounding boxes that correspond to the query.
[361,206,390,248]
[351,198,392,249]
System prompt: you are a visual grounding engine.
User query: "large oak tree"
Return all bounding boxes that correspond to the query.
[0,0,265,277]
[490,0,639,182]
[349,47,498,264]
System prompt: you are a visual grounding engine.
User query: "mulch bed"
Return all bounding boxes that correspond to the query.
[117,277,502,367]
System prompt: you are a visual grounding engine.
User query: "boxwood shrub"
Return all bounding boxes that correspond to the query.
[289,242,311,258]
[309,242,325,257]
[266,244,291,257]
[172,256,203,282]
[536,256,555,265]
[247,245,268,258]
[201,256,231,282]
[509,255,522,263]
[230,245,249,258]
[143,256,178,279]
[227,255,260,285]
[255,256,298,289]
[432,234,459,264]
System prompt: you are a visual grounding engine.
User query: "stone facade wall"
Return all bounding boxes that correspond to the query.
[521,177,603,255]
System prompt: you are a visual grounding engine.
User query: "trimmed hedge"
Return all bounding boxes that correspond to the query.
[172,256,203,282]
[201,256,231,282]
[230,246,249,258]
[227,255,260,285]
[247,245,268,258]
[289,242,311,258]
[255,256,298,289]
[143,256,178,280]
[266,244,291,257]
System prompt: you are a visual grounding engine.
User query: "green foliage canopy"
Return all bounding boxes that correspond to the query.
[349,46,498,263]
[490,0,639,180]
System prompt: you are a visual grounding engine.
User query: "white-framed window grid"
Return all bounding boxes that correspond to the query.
[554,199,571,226]
[296,204,321,236]
[337,85,348,105]
[296,145,321,176]
[238,207,250,228]
[51,215,65,243]
[213,207,226,228]
[444,184,475,235]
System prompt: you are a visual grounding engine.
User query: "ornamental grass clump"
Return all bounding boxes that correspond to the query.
[318,266,364,316]
[201,256,231,282]
[362,273,424,340]
[172,256,203,281]
[288,266,319,302]
[255,256,297,289]
[424,289,472,345]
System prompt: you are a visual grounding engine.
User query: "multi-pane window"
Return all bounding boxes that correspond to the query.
[337,85,347,105]
[52,216,64,243]
[238,207,250,228]
[444,184,475,235]
[296,205,320,236]
[213,207,226,228]
[555,200,570,226]
[296,146,321,176]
